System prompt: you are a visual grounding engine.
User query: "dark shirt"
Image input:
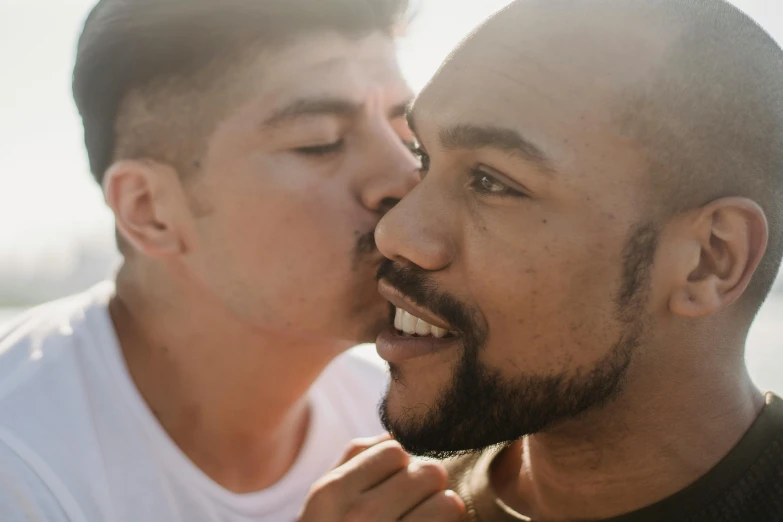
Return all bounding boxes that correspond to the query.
[446,393,783,521]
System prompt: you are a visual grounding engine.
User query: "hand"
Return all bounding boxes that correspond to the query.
[298,435,465,521]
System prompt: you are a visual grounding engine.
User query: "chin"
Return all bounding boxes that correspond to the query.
[383,376,433,417]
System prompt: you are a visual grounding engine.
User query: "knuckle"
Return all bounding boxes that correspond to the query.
[412,461,448,490]
[377,440,409,467]
[307,474,343,506]
[345,439,369,454]
[432,493,465,521]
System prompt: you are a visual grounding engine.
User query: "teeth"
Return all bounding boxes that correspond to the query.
[395,307,450,338]
[402,311,418,335]
[415,319,431,336]
[431,326,447,338]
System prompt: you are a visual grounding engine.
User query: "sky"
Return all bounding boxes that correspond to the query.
[1,0,782,264]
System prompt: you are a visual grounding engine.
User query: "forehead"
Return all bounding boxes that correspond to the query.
[412,8,674,186]
[238,32,411,108]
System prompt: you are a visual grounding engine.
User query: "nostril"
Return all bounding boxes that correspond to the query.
[378,197,400,214]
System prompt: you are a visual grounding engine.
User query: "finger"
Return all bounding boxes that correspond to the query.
[336,433,394,467]
[350,460,449,520]
[332,439,410,493]
[401,490,466,522]
[301,441,409,519]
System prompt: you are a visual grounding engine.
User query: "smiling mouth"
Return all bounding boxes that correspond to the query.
[392,306,458,339]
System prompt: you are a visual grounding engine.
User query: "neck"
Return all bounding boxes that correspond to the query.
[494,339,764,521]
[110,264,347,493]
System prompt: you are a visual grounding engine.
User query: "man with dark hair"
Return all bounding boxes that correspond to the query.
[307,0,783,520]
[0,0,458,520]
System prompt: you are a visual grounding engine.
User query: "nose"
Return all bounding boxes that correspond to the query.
[375,179,455,272]
[356,122,422,214]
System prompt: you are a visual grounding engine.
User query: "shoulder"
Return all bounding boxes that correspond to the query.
[0,429,80,522]
[0,285,117,513]
[0,283,113,400]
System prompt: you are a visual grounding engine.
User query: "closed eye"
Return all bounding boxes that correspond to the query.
[295,140,345,156]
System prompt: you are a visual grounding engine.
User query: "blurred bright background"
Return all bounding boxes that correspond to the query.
[1,0,781,392]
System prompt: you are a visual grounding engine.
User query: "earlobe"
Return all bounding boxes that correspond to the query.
[103,160,187,258]
[670,276,724,318]
[669,198,768,318]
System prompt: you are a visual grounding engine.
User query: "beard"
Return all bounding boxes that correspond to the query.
[378,223,659,459]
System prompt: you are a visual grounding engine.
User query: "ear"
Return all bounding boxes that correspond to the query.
[103,160,192,258]
[669,198,768,318]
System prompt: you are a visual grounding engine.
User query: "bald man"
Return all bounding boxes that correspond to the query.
[301,0,783,520]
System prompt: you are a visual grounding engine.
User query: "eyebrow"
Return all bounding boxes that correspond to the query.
[407,109,554,174]
[439,124,555,174]
[263,97,413,127]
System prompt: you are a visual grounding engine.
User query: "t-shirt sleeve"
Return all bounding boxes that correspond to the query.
[0,444,74,522]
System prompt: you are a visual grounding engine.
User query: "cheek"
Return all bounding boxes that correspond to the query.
[213,156,358,264]
[467,230,626,374]
[192,157,369,316]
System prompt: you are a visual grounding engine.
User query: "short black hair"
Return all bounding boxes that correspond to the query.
[72,0,410,184]
[613,0,783,310]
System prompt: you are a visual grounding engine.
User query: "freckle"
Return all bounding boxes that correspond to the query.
[542,219,548,224]
[193,159,202,168]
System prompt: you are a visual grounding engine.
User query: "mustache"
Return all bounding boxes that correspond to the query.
[376,259,484,345]
[356,230,377,256]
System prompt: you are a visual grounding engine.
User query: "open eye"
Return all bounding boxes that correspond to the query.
[408,144,430,173]
[295,140,345,156]
[468,169,525,198]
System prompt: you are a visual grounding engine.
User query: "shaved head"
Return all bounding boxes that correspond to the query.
[611,0,783,306]
[377,0,783,458]
[444,0,783,308]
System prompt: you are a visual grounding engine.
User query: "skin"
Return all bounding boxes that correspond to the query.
[103,31,420,493]
[299,436,465,521]
[375,2,770,520]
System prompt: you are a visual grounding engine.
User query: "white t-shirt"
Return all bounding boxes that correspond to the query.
[0,283,389,522]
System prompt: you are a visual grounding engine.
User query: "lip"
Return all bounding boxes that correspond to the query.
[377,279,453,331]
[376,326,461,364]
